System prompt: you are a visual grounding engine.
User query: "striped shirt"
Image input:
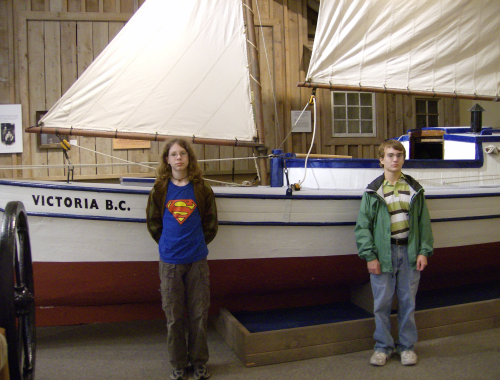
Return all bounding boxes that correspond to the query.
[383,175,410,239]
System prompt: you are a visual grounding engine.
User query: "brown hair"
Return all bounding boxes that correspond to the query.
[156,138,203,182]
[378,140,406,168]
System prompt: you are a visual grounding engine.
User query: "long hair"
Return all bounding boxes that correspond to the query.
[156,138,203,182]
[378,139,406,168]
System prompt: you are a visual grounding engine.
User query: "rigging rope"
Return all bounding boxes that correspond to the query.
[297,95,317,187]
[0,155,270,170]
[277,101,311,151]
[275,91,317,190]
[74,144,157,170]
[0,141,270,187]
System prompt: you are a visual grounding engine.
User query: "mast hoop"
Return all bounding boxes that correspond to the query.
[242,2,253,14]
[246,39,258,51]
[249,74,262,88]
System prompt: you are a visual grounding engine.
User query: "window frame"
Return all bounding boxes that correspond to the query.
[415,98,440,129]
[331,91,377,138]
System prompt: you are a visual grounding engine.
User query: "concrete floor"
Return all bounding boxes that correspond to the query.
[35,319,500,380]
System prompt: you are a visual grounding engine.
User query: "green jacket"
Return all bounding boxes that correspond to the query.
[354,173,434,272]
[146,178,218,245]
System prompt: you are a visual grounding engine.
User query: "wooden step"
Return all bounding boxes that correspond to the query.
[215,285,500,367]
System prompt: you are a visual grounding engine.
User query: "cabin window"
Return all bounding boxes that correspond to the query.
[331,92,376,137]
[416,99,439,128]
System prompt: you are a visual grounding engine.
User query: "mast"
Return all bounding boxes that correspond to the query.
[243,0,269,186]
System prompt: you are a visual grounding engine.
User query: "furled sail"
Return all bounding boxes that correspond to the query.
[34,0,258,143]
[303,0,500,100]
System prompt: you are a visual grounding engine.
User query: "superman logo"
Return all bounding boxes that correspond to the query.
[166,199,197,225]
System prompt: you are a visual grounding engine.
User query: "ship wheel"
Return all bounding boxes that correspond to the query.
[0,201,36,380]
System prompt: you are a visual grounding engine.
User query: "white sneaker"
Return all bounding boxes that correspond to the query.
[400,350,418,366]
[370,351,389,366]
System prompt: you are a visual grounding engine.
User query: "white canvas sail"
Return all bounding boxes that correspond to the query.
[306,0,500,99]
[37,0,258,143]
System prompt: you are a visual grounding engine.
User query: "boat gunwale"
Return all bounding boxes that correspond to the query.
[2,179,500,199]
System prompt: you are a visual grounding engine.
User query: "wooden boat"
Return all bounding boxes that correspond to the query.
[1,0,500,325]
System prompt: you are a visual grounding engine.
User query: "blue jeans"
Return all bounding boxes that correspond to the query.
[370,244,420,355]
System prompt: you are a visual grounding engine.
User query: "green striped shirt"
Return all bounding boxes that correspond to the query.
[383,175,410,239]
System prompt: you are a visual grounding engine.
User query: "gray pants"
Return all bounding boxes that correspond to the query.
[159,258,210,369]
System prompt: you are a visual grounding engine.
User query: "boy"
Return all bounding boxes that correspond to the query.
[355,140,433,366]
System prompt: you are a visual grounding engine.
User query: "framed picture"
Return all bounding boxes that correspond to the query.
[0,104,23,153]
[36,111,68,149]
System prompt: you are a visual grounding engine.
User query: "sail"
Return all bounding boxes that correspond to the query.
[306,0,500,99]
[38,0,258,143]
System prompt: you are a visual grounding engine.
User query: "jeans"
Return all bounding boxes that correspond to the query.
[370,244,420,355]
[159,258,210,369]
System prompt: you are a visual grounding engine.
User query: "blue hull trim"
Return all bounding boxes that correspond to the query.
[0,179,151,195]
[2,207,499,226]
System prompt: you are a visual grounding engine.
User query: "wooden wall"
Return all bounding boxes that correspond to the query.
[314,91,460,159]
[0,0,460,181]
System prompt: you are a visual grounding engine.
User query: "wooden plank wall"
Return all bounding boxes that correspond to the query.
[0,0,460,181]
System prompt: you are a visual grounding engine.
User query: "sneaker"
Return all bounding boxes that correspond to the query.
[170,368,187,380]
[370,351,389,366]
[400,350,418,366]
[193,364,211,380]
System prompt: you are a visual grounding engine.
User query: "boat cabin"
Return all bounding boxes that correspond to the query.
[408,130,445,160]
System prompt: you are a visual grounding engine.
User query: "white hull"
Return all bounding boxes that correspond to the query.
[1,180,500,263]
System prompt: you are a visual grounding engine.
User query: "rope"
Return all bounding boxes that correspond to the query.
[246,39,258,51]
[0,154,271,171]
[249,74,262,88]
[297,96,317,187]
[199,156,269,162]
[204,178,253,187]
[418,174,500,185]
[74,144,157,170]
[0,163,158,170]
[485,145,499,154]
[277,101,310,151]
[252,152,261,183]
[242,2,253,14]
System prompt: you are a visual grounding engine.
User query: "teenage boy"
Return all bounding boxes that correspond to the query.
[355,140,433,366]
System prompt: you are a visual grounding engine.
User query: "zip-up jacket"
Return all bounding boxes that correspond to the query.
[146,178,218,245]
[354,173,434,272]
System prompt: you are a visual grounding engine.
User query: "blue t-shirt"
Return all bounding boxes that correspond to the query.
[158,181,208,264]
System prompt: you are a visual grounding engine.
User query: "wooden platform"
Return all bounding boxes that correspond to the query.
[215,284,500,367]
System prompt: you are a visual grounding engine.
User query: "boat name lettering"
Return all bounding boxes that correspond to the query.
[31,195,130,211]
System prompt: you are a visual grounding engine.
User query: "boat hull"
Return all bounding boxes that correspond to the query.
[1,178,500,325]
[32,241,500,326]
